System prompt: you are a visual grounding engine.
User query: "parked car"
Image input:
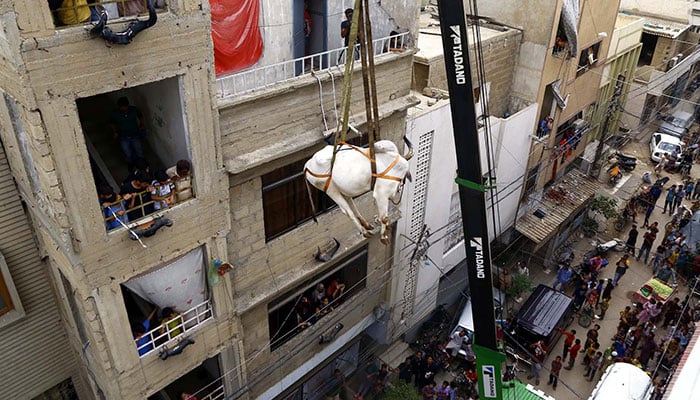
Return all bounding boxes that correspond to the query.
[504,284,574,362]
[658,110,693,138]
[649,132,683,163]
[588,362,653,400]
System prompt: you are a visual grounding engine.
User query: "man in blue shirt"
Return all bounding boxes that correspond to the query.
[553,263,573,292]
[132,307,158,356]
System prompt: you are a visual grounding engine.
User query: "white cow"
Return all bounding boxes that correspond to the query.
[304,138,413,244]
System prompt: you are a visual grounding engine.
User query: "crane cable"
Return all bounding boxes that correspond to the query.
[329,0,381,190]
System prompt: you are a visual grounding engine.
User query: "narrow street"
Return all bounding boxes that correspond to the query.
[508,124,692,399]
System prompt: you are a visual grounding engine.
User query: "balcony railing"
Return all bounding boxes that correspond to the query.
[136,300,212,357]
[215,32,410,99]
[199,385,225,400]
[102,175,194,232]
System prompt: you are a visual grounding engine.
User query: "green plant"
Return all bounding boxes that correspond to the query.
[589,195,619,219]
[582,215,599,232]
[380,382,421,400]
[506,273,532,299]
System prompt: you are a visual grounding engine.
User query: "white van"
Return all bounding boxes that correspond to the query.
[452,287,505,356]
[588,362,653,400]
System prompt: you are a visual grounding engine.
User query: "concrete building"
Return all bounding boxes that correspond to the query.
[580,13,643,176]
[0,0,420,399]
[618,0,700,126]
[472,0,621,259]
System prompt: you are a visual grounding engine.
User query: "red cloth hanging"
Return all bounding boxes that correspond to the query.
[211,0,263,76]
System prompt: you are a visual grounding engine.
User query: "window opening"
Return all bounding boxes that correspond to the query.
[577,42,601,76]
[31,378,78,400]
[147,356,222,400]
[268,246,368,350]
[553,112,585,165]
[522,165,540,199]
[49,0,168,28]
[262,158,336,241]
[76,77,194,232]
[121,247,211,357]
[0,252,22,321]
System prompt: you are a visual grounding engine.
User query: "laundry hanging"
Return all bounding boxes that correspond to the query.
[210,0,264,75]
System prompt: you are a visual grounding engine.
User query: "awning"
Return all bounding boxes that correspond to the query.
[516,169,600,248]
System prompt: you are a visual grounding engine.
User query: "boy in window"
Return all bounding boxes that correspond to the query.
[98,185,129,230]
[151,170,175,211]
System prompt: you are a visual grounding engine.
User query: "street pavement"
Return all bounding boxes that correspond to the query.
[515,129,691,399]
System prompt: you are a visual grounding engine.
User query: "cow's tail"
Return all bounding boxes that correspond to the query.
[303,170,319,224]
[403,136,414,160]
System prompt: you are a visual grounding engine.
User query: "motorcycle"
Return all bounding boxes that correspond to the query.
[583,237,625,259]
[609,151,637,171]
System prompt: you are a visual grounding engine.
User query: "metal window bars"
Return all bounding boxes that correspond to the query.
[136,299,212,357]
[103,176,193,231]
[215,32,410,99]
[198,385,225,400]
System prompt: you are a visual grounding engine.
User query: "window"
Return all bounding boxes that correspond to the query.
[522,166,539,199]
[268,246,368,350]
[577,42,601,76]
[121,247,212,357]
[262,159,336,240]
[552,18,571,56]
[49,0,167,28]
[0,252,24,324]
[76,77,194,232]
[32,378,78,400]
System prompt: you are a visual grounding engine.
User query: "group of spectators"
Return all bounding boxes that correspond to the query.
[50,0,163,26]
[97,96,193,231]
[99,158,192,230]
[132,306,185,356]
[294,278,347,332]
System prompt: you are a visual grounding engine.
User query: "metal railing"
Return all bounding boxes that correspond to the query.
[103,176,194,231]
[215,32,410,99]
[199,385,225,400]
[136,300,212,357]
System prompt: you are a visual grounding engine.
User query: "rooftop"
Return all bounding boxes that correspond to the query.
[641,16,690,38]
[619,0,690,23]
[414,11,519,62]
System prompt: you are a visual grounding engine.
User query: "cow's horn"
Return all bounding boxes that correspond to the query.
[402,136,414,160]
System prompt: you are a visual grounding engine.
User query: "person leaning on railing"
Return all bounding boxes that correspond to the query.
[166,159,193,203]
[51,0,91,26]
[98,184,130,230]
[159,307,184,340]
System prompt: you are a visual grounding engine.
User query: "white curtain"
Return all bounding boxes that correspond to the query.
[124,247,207,313]
[561,0,580,57]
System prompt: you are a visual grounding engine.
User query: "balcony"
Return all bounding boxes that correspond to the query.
[136,300,213,358]
[215,32,410,99]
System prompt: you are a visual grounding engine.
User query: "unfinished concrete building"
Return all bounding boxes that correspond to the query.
[0,0,420,398]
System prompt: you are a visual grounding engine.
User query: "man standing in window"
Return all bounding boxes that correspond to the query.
[111,97,146,170]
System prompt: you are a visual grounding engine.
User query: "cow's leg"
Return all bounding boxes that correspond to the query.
[327,186,372,237]
[373,188,392,245]
[345,197,374,231]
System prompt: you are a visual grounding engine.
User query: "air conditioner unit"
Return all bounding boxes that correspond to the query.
[668,57,679,70]
[587,52,596,65]
[572,118,588,131]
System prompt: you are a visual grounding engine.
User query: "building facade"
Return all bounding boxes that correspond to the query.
[0,0,420,399]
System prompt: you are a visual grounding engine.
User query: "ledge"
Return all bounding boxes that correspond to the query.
[224,94,420,175]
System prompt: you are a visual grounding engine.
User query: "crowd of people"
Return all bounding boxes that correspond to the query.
[98,97,193,231]
[293,278,347,333]
[132,306,186,356]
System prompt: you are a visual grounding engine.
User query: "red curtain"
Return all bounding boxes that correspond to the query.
[211,0,264,76]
